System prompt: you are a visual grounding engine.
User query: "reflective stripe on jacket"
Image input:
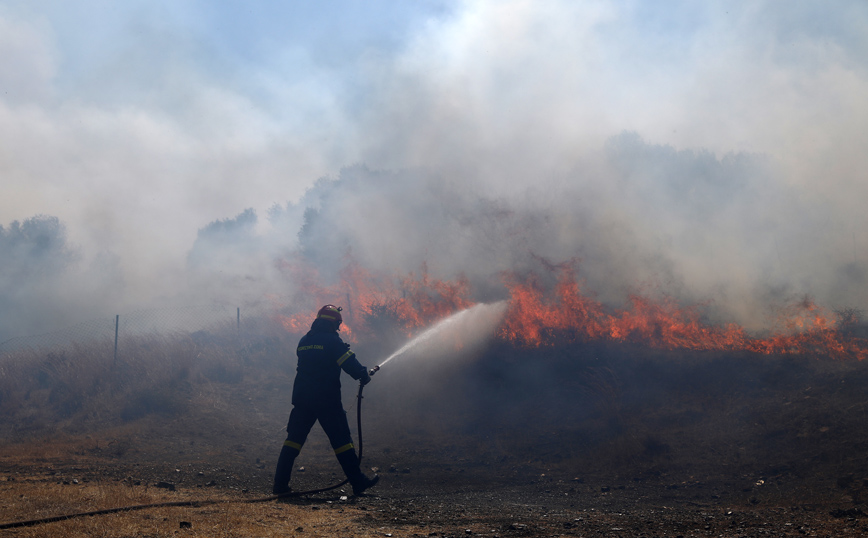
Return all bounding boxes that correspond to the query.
[292,324,367,407]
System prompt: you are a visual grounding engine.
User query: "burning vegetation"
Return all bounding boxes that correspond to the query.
[271,258,868,361]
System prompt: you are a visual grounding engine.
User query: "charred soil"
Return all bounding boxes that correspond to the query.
[2,342,868,536]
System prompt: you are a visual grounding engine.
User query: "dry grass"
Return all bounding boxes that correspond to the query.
[0,475,418,537]
[0,330,295,440]
[0,426,150,468]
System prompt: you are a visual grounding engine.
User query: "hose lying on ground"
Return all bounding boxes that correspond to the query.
[0,383,371,530]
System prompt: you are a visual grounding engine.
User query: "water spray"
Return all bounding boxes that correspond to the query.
[367,301,506,377]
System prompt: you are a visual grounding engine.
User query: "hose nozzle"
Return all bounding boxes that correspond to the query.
[369,365,380,376]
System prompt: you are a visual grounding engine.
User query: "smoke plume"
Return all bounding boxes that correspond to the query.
[2,2,867,339]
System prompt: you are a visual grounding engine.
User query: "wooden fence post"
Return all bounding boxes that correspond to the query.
[113,314,119,365]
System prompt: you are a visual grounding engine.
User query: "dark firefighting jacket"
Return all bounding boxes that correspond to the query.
[291,321,367,407]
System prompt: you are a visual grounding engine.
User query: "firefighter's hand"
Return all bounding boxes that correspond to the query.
[360,371,372,385]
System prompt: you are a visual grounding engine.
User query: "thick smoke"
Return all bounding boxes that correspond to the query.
[2,2,867,339]
[0,215,123,341]
[4,126,865,342]
[182,132,864,332]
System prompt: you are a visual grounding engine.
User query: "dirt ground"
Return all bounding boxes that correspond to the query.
[1,446,866,537]
[2,345,868,536]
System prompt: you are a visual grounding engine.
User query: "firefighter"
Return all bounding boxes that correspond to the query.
[272,304,380,496]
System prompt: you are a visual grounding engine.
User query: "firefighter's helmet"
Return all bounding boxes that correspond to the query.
[316,304,343,324]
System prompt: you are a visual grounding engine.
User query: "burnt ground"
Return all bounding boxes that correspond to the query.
[3,343,868,536]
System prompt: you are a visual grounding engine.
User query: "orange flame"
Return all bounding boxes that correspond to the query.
[498,265,868,360]
[272,257,867,360]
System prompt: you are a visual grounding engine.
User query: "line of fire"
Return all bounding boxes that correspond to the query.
[271,258,868,361]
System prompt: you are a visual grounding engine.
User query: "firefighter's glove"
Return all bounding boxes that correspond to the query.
[360,371,372,386]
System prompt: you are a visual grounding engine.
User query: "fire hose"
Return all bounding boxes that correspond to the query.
[0,368,380,530]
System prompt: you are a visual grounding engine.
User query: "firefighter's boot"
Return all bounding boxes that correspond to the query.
[336,447,380,496]
[272,444,298,495]
[350,473,380,496]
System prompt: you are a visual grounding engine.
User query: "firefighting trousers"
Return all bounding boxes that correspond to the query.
[273,402,363,490]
